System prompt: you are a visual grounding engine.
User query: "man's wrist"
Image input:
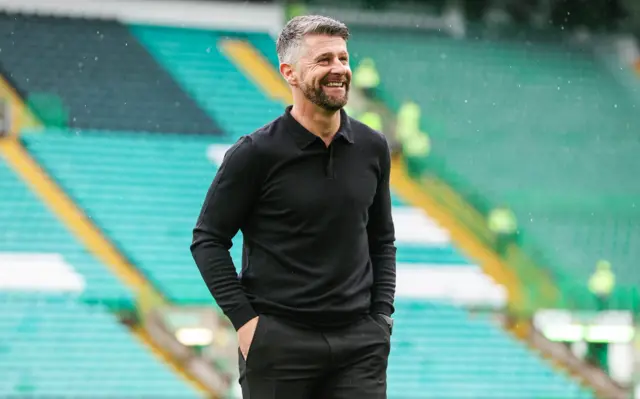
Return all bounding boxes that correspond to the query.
[376,313,394,335]
[371,302,394,317]
[227,303,258,331]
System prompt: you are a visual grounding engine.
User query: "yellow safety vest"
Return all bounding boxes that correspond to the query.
[360,111,383,132]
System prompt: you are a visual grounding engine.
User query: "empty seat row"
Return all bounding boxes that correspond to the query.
[0,294,200,397]
[0,12,221,135]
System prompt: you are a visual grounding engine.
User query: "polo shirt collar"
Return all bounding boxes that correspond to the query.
[283,105,354,149]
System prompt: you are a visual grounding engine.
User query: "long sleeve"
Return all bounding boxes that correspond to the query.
[190,136,261,331]
[367,137,397,317]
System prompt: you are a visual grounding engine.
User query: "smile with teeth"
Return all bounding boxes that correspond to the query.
[324,82,344,87]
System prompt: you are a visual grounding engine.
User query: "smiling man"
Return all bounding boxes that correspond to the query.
[191,15,396,399]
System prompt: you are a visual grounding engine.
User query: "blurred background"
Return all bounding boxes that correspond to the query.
[0,0,639,398]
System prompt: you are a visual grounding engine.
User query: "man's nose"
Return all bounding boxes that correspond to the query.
[330,59,349,75]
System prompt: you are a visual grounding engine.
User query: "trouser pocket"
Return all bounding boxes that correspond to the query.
[370,315,391,339]
[244,315,269,365]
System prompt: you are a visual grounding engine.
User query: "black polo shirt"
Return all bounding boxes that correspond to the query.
[191,106,396,331]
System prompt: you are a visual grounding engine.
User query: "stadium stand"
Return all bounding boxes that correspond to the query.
[0,12,221,135]
[130,25,283,140]
[0,158,200,398]
[0,294,200,398]
[0,157,131,304]
[0,7,614,398]
[348,27,640,309]
[20,130,476,302]
[19,125,589,398]
[388,299,593,399]
[21,130,236,304]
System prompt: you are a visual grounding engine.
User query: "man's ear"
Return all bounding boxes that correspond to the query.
[280,63,297,86]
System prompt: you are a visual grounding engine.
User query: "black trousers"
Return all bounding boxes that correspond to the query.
[238,314,391,399]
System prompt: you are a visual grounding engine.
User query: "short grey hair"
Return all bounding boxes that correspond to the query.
[276,15,350,65]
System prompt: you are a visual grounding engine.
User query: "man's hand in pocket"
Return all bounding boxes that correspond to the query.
[238,316,260,360]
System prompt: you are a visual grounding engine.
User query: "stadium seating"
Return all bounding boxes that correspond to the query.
[130,25,283,140]
[20,127,590,398]
[21,129,475,303]
[0,12,221,134]
[0,157,131,304]
[2,14,598,398]
[0,158,199,397]
[388,299,593,399]
[21,130,225,304]
[348,27,640,306]
[0,293,200,398]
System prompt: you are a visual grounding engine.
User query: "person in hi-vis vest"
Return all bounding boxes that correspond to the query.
[395,101,430,178]
[586,260,615,374]
[353,58,380,100]
[487,206,518,256]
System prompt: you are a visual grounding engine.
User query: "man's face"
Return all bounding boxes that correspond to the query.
[292,34,351,111]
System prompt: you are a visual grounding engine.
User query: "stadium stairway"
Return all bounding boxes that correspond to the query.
[0,70,39,134]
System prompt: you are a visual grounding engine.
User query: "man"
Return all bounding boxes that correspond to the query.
[191,15,396,399]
